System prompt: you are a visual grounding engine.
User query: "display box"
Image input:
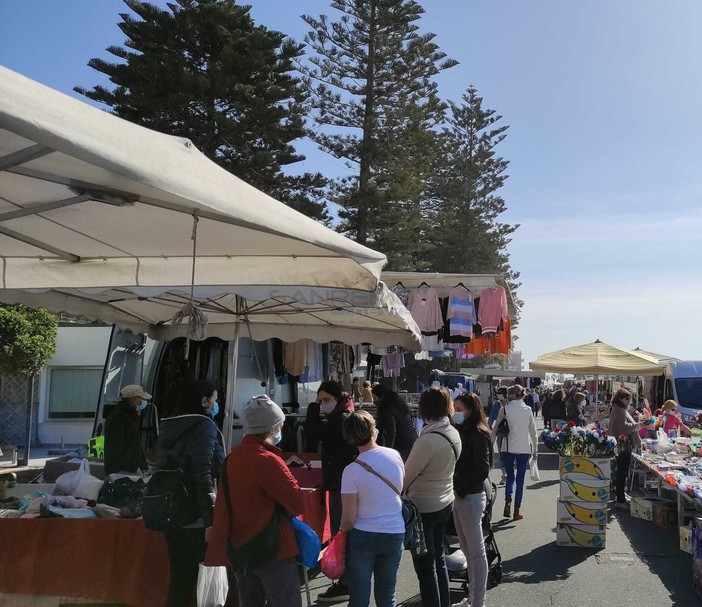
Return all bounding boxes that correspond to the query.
[559,456,611,480]
[43,456,106,483]
[629,496,671,522]
[653,501,677,529]
[559,477,610,503]
[680,524,694,554]
[556,523,607,548]
[556,497,608,525]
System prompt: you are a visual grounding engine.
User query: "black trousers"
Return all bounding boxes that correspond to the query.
[164,526,207,607]
[615,450,632,503]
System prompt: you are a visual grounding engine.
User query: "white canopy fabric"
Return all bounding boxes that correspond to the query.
[529,340,667,375]
[0,282,422,349]
[0,66,386,295]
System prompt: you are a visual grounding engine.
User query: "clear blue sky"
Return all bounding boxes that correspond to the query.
[2,0,702,365]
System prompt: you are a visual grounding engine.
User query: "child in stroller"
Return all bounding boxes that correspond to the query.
[445,478,503,594]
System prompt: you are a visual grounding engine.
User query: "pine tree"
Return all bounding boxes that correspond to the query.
[429,86,521,312]
[76,0,328,221]
[301,0,457,255]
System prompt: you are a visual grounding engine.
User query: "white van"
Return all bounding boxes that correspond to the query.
[651,361,702,425]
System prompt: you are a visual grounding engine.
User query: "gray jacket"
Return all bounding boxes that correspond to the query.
[608,404,641,451]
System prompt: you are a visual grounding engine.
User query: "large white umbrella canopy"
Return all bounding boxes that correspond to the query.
[530,340,666,375]
[0,66,386,296]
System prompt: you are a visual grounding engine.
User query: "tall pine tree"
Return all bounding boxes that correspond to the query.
[76,0,328,221]
[301,0,456,262]
[429,86,521,312]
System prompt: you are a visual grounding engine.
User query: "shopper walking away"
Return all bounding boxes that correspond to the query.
[550,389,567,429]
[206,395,305,607]
[318,380,357,603]
[542,390,553,429]
[492,384,538,521]
[156,380,225,607]
[403,388,461,607]
[488,387,509,484]
[608,389,643,510]
[372,383,418,461]
[340,411,405,607]
[451,393,493,607]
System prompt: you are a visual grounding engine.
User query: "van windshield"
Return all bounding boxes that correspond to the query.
[675,378,702,410]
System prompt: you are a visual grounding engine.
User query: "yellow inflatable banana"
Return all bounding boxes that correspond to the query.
[560,458,607,480]
[562,478,610,503]
[563,501,608,525]
[564,524,605,548]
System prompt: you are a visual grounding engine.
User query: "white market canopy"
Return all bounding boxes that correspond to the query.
[529,340,667,375]
[0,66,387,297]
[381,271,518,317]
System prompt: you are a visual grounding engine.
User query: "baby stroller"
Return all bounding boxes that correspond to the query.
[445,479,503,593]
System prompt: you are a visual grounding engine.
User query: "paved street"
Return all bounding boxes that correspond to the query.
[307,428,699,607]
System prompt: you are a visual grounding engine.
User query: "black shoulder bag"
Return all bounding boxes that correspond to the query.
[221,455,281,572]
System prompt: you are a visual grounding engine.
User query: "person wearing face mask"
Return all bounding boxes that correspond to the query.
[607,389,643,510]
[103,384,150,476]
[317,380,357,603]
[156,380,225,607]
[206,395,305,607]
[372,383,417,461]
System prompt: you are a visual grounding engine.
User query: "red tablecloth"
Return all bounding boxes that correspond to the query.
[0,519,169,607]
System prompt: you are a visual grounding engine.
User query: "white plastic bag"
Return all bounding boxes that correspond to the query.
[529,457,540,482]
[197,564,229,607]
[55,459,104,500]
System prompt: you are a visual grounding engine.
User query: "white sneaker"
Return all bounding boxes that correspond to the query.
[452,600,471,607]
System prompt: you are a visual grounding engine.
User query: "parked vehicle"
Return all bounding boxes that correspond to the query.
[651,361,702,425]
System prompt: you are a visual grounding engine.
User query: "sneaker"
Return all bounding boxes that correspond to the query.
[452,599,471,607]
[318,583,350,603]
[615,502,629,510]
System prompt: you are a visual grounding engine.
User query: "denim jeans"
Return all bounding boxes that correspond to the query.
[453,493,488,607]
[411,503,453,607]
[235,557,302,607]
[502,452,531,507]
[346,529,405,607]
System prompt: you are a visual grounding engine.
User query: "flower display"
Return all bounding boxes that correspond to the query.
[541,424,624,457]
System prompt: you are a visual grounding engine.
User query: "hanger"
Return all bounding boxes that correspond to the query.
[395,281,405,287]
[453,282,470,290]
[418,281,430,288]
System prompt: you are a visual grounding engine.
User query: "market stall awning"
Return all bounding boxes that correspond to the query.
[0,66,387,297]
[529,340,667,375]
[0,282,422,350]
[381,271,518,317]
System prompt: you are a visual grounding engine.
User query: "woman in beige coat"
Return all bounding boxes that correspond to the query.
[608,388,642,509]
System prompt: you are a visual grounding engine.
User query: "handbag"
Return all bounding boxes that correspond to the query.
[353,459,427,557]
[221,455,280,572]
[290,515,322,568]
[141,460,199,531]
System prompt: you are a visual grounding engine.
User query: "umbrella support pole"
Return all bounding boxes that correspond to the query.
[224,321,241,451]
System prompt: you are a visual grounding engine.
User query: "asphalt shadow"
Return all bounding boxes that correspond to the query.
[500,539,599,584]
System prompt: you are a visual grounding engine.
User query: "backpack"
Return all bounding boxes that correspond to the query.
[140,462,199,531]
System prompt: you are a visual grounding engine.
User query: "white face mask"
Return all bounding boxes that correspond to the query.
[320,400,337,415]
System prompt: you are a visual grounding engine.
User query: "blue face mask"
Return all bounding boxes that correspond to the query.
[271,431,282,445]
[453,412,465,425]
[138,400,148,411]
[210,402,219,417]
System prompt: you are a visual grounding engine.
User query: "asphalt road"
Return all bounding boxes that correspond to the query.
[306,426,700,607]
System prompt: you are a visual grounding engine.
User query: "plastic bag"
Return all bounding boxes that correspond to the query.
[56,459,104,500]
[196,564,229,607]
[529,457,540,482]
[290,515,322,568]
[321,531,347,580]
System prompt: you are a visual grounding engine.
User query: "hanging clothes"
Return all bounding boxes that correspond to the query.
[446,287,475,340]
[391,283,410,306]
[477,285,507,334]
[381,351,405,378]
[299,341,324,383]
[283,340,308,376]
[407,287,443,333]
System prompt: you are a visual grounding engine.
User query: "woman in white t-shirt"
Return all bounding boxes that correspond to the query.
[340,411,406,607]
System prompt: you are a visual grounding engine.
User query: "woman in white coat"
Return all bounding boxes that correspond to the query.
[491,384,537,521]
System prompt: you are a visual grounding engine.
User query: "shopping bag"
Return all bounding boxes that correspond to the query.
[196,564,229,607]
[321,531,347,580]
[290,515,322,568]
[56,459,104,500]
[529,457,540,482]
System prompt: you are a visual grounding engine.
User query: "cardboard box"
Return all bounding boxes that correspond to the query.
[559,477,610,503]
[680,524,694,554]
[559,456,611,481]
[43,456,106,482]
[653,501,677,529]
[556,497,608,525]
[556,523,607,548]
[629,496,658,521]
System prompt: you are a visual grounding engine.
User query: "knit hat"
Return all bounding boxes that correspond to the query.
[243,395,285,434]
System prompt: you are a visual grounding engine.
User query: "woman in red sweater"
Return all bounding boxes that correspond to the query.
[205,395,305,607]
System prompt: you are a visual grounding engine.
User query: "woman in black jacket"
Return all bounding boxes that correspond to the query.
[155,380,225,607]
[371,383,418,461]
[452,393,493,607]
